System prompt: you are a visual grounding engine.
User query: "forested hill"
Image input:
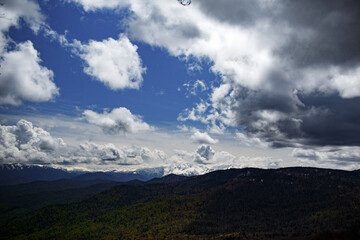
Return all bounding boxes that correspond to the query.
[1,167,360,240]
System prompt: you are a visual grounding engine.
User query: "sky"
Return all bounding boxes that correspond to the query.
[0,0,360,174]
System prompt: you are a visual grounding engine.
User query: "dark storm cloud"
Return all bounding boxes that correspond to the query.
[196,0,360,148]
[196,0,264,26]
[197,0,360,68]
[230,87,304,148]
[231,88,360,147]
[299,94,360,146]
[276,0,360,68]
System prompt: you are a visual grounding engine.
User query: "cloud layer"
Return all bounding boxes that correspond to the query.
[0,119,287,173]
[0,119,161,167]
[2,120,359,173]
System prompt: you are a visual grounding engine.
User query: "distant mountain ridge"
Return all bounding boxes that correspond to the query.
[72,171,152,182]
[0,164,79,185]
[146,173,190,184]
[0,164,179,185]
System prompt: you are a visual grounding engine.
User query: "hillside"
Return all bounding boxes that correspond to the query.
[1,167,360,240]
[0,179,121,210]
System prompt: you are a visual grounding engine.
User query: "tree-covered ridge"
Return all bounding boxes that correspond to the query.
[1,167,360,240]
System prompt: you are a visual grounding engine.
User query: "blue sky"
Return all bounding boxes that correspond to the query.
[5,1,219,127]
[1,0,360,174]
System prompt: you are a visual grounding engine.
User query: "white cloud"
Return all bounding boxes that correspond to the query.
[292,147,360,163]
[66,0,276,92]
[0,0,44,50]
[191,130,218,144]
[83,107,153,134]
[178,99,234,134]
[300,65,360,99]
[330,66,360,98]
[0,119,163,167]
[77,35,146,90]
[194,144,215,164]
[0,41,58,105]
[67,0,130,11]
[211,83,231,107]
[177,124,190,132]
[235,132,268,148]
[0,1,59,106]
[165,145,281,175]
[178,101,209,123]
[0,119,66,164]
[77,142,165,165]
[123,1,278,90]
[207,121,226,134]
[290,147,360,170]
[183,80,207,97]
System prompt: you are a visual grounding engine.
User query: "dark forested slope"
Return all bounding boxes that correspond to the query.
[1,167,360,240]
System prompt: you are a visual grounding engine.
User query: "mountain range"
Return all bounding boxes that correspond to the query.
[1,166,360,239]
[0,164,167,186]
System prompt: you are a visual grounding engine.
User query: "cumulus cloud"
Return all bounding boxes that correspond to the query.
[0,119,66,164]
[0,41,58,105]
[190,130,218,144]
[83,107,153,135]
[194,145,215,164]
[77,35,146,90]
[0,1,58,106]
[66,0,360,148]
